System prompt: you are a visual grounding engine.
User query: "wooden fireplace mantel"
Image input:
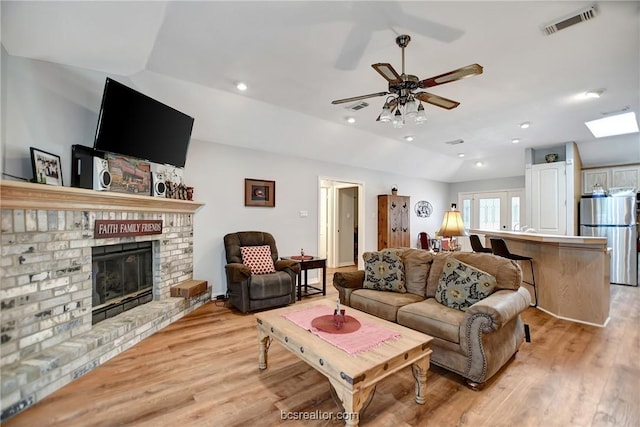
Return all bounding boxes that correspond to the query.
[0,180,204,214]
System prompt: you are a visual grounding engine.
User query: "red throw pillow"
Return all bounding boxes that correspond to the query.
[240,245,276,275]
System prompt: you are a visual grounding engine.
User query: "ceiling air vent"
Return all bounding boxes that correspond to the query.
[444,139,464,145]
[542,5,598,35]
[345,102,369,111]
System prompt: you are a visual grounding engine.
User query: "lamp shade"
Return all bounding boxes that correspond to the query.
[437,209,467,238]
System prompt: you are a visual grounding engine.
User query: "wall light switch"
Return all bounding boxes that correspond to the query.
[299,210,308,218]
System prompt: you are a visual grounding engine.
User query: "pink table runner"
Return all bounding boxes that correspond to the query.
[282,305,400,355]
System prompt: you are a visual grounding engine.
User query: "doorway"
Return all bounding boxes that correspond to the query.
[319,178,364,269]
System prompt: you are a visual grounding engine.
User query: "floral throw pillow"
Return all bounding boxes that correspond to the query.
[240,245,276,275]
[435,257,497,311]
[363,250,406,293]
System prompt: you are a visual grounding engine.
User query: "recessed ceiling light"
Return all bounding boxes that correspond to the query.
[236,82,248,91]
[475,161,484,167]
[346,117,356,124]
[585,89,605,99]
[585,111,639,138]
[512,138,520,144]
[404,135,414,142]
[520,122,531,129]
[458,153,465,158]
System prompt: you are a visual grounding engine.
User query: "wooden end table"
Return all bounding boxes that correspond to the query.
[282,256,326,300]
[255,299,432,427]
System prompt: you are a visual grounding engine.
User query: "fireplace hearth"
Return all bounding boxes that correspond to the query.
[92,242,154,324]
[0,180,208,422]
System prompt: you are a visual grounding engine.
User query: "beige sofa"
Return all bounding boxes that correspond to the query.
[333,249,531,388]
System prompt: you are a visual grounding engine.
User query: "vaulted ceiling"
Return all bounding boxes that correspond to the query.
[2,1,639,182]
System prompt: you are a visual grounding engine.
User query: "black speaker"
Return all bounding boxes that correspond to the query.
[151,172,166,197]
[71,145,111,191]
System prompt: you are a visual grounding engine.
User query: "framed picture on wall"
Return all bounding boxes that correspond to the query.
[30,147,63,186]
[244,179,275,207]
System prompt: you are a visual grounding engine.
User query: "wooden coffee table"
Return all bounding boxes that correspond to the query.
[255,299,433,427]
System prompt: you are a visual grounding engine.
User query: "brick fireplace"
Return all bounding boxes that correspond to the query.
[0,181,209,421]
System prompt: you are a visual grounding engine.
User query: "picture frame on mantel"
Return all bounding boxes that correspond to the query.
[30,147,63,186]
[244,178,275,207]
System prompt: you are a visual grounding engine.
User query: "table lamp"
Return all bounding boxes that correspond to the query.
[437,203,468,251]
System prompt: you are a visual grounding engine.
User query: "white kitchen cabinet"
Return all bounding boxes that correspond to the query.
[582,164,640,194]
[582,168,610,194]
[531,162,567,235]
[611,165,640,189]
[526,143,580,236]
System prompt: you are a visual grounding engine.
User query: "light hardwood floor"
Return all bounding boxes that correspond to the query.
[5,270,639,427]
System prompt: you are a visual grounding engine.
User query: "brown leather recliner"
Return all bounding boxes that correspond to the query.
[223,231,300,313]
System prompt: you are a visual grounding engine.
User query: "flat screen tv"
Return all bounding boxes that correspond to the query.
[93,78,194,168]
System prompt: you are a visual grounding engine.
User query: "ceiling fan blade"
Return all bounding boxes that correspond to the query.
[416,92,460,110]
[335,24,372,70]
[419,64,484,88]
[372,63,402,83]
[331,91,389,105]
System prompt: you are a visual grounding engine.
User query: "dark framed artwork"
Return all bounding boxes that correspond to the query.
[30,147,63,186]
[244,179,275,207]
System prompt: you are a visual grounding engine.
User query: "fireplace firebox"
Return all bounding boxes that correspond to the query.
[92,242,153,324]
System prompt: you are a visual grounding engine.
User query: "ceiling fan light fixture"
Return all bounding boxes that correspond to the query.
[379,103,393,122]
[392,109,404,128]
[331,35,482,127]
[415,103,427,124]
[405,97,418,118]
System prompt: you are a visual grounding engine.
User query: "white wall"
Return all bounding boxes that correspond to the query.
[1,52,450,298]
[185,140,448,296]
[448,175,525,203]
[1,50,134,183]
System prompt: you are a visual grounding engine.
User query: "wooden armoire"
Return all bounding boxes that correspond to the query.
[377,194,410,250]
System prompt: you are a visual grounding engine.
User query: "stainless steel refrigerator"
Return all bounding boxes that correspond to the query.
[580,195,638,286]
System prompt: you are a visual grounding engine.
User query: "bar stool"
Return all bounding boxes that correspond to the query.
[470,235,492,253]
[490,238,537,306]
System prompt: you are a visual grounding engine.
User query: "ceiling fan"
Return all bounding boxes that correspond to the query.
[331,35,483,126]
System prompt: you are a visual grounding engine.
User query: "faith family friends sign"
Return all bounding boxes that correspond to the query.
[94,219,163,239]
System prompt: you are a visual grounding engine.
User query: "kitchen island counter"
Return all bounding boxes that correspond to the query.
[470,229,610,326]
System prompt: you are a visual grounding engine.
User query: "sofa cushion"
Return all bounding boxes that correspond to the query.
[351,289,424,322]
[435,258,497,311]
[363,250,406,293]
[400,249,433,296]
[397,299,464,344]
[241,245,276,274]
[426,252,521,298]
